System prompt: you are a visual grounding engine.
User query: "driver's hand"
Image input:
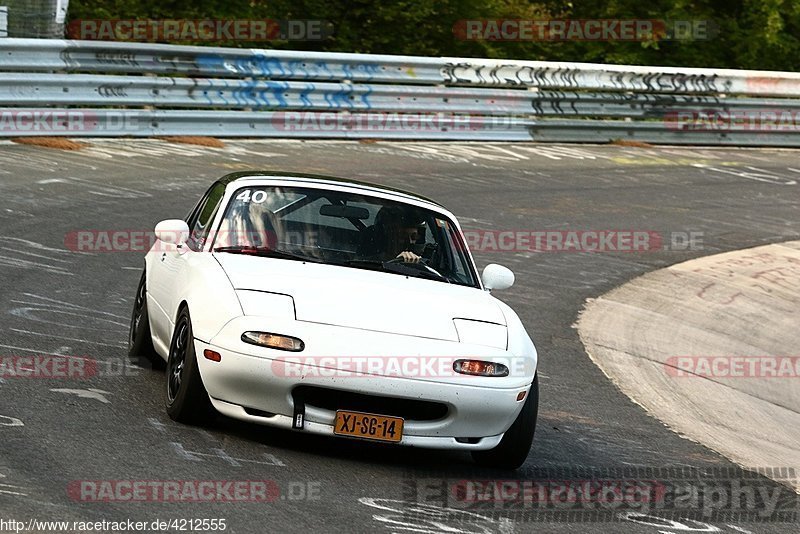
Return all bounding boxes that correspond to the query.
[396,251,421,263]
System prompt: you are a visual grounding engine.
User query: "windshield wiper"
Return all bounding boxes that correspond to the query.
[342,259,450,283]
[213,246,320,263]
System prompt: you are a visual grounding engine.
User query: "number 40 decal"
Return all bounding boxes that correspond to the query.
[236,190,268,204]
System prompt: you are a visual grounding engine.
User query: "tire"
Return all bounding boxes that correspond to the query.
[471,374,539,469]
[128,270,165,370]
[165,307,214,425]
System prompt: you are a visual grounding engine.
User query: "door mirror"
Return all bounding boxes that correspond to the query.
[482,263,515,291]
[154,219,190,246]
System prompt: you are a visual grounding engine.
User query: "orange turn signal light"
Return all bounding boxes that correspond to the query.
[204,349,222,362]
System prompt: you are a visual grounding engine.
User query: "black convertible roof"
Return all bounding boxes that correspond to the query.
[217,171,443,208]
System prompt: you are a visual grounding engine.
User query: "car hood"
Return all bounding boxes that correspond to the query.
[214,253,506,342]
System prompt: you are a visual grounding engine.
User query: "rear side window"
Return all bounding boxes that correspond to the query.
[186,183,226,251]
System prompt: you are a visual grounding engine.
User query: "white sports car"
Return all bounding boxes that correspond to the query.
[129,172,539,468]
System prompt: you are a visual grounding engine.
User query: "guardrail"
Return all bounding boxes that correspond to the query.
[2,38,800,144]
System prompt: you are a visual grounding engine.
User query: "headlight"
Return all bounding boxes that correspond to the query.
[236,290,295,318]
[453,319,507,349]
[453,359,509,377]
[241,331,304,352]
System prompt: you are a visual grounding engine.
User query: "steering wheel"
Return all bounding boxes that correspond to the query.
[387,256,449,282]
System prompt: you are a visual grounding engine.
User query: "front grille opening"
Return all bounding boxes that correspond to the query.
[455,437,482,444]
[294,386,448,421]
[244,407,276,418]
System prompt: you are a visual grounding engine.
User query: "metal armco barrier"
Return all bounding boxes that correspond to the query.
[2,38,800,144]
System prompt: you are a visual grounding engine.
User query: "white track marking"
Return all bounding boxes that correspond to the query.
[0,247,71,263]
[9,307,127,329]
[0,238,75,275]
[0,342,66,355]
[169,442,286,467]
[692,163,797,185]
[359,498,509,533]
[726,526,754,533]
[0,473,29,497]
[50,388,111,404]
[62,175,151,199]
[513,146,563,160]
[620,512,722,531]
[0,257,73,276]
[0,415,24,427]
[0,490,27,496]
[148,418,167,432]
[9,293,128,331]
[17,292,128,319]
[0,238,73,254]
[9,328,126,348]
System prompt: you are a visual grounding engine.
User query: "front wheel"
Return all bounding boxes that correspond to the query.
[165,307,214,425]
[471,374,539,469]
[128,270,164,370]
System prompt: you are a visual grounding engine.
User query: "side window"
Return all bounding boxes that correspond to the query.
[186,183,226,251]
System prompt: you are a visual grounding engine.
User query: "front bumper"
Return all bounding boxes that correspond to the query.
[194,317,535,451]
[208,397,506,450]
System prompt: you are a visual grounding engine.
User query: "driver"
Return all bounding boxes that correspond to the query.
[359,205,424,263]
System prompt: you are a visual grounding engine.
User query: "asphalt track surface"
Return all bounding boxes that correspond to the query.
[0,140,798,533]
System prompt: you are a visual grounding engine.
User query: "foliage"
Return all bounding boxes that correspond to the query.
[67,0,800,70]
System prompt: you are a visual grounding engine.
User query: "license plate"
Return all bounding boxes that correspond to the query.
[333,410,404,443]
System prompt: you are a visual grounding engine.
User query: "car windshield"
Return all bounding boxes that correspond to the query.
[212,185,479,287]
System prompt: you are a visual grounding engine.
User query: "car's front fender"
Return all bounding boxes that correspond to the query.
[493,297,538,374]
[175,253,243,344]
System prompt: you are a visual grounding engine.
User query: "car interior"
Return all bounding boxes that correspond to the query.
[213,186,475,285]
